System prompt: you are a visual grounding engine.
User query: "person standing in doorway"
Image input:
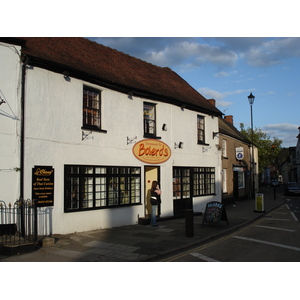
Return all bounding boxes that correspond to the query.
[150,181,161,227]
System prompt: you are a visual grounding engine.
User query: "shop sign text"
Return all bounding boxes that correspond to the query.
[132,139,171,164]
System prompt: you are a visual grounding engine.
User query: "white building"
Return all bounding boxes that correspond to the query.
[0,38,223,234]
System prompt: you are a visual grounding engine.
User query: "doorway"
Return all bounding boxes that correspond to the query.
[145,166,160,218]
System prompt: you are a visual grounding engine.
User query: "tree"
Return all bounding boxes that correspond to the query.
[240,123,282,173]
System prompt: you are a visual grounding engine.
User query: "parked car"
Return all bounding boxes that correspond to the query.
[271,179,280,187]
[284,182,300,195]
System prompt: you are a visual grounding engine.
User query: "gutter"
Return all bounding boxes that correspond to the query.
[19,55,28,235]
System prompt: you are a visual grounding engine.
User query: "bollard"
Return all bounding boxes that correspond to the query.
[185,209,194,237]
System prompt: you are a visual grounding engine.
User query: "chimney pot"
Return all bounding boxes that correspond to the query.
[224,115,233,125]
[207,99,216,107]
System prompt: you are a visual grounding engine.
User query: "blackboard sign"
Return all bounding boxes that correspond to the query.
[32,166,54,207]
[202,201,229,227]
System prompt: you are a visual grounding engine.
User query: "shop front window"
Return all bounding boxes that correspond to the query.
[64,165,141,212]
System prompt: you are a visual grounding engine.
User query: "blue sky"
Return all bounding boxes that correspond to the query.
[88,37,300,148]
[7,2,299,148]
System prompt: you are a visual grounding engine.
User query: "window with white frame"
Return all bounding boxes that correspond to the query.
[238,171,245,189]
[222,139,227,157]
[222,169,227,193]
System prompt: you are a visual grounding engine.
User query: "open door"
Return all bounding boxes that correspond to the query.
[145,166,160,218]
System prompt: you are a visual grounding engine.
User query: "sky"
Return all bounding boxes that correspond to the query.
[5,1,299,149]
[88,37,300,148]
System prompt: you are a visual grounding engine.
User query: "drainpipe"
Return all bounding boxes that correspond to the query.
[20,55,28,235]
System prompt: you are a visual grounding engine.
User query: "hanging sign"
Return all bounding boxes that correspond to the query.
[32,166,54,207]
[202,201,229,227]
[236,147,244,160]
[132,139,171,164]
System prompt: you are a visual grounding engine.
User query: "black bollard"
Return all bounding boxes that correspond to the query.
[185,209,194,237]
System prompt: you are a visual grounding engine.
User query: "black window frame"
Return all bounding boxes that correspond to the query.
[82,86,105,132]
[173,166,216,199]
[143,102,161,139]
[197,115,205,144]
[193,167,216,196]
[64,165,141,212]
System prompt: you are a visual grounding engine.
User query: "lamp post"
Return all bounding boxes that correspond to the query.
[248,92,255,199]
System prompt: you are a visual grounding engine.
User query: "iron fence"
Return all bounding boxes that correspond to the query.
[0,198,52,247]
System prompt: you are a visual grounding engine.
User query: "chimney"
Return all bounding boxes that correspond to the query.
[207,99,216,107]
[224,115,233,125]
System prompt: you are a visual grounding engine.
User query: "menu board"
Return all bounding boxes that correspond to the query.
[202,201,228,227]
[32,166,54,207]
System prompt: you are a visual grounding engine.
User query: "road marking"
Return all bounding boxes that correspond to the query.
[254,225,296,232]
[285,204,299,221]
[232,236,300,251]
[190,253,219,262]
[265,218,290,221]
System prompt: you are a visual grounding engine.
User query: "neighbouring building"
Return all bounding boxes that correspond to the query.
[0,37,223,234]
[280,127,300,184]
[217,114,258,204]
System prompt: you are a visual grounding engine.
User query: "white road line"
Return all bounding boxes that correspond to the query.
[285,204,299,221]
[232,236,300,252]
[266,218,290,221]
[191,253,219,262]
[254,225,296,232]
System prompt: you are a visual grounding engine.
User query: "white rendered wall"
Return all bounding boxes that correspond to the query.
[0,43,21,204]
[21,66,221,234]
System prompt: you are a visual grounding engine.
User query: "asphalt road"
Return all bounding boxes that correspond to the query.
[160,195,300,262]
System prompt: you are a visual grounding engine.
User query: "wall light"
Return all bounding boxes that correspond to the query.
[63,71,70,82]
[128,91,134,100]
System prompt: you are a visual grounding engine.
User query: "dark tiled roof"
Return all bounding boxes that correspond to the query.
[14,37,221,116]
[219,117,252,144]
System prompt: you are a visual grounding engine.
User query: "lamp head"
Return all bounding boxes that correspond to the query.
[248,92,255,105]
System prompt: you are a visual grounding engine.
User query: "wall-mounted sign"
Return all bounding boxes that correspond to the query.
[132,139,171,164]
[236,147,244,160]
[32,166,54,207]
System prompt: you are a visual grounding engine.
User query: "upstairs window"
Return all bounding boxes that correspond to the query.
[143,102,156,137]
[222,139,227,157]
[83,86,101,130]
[197,115,205,144]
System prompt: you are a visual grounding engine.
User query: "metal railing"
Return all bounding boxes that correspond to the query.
[0,199,52,247]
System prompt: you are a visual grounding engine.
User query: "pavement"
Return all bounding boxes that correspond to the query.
[0,186,285,262]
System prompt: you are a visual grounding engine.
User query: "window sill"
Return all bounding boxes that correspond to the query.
[198,142,210,146]
[81,126,107,134]
[143,134,161,139]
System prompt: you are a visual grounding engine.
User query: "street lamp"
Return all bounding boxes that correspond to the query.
[248,92,255,199]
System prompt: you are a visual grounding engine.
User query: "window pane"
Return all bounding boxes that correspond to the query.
[108,177,118,205]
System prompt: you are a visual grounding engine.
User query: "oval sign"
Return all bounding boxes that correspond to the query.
[132,139,171,164]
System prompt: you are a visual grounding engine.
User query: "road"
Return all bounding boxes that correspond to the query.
[160,193,300,262]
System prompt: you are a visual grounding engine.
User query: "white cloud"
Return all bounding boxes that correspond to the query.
[198,88,224,100]
[262,123,299,147]
[245,37,300,67]
[214,71,229,78]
